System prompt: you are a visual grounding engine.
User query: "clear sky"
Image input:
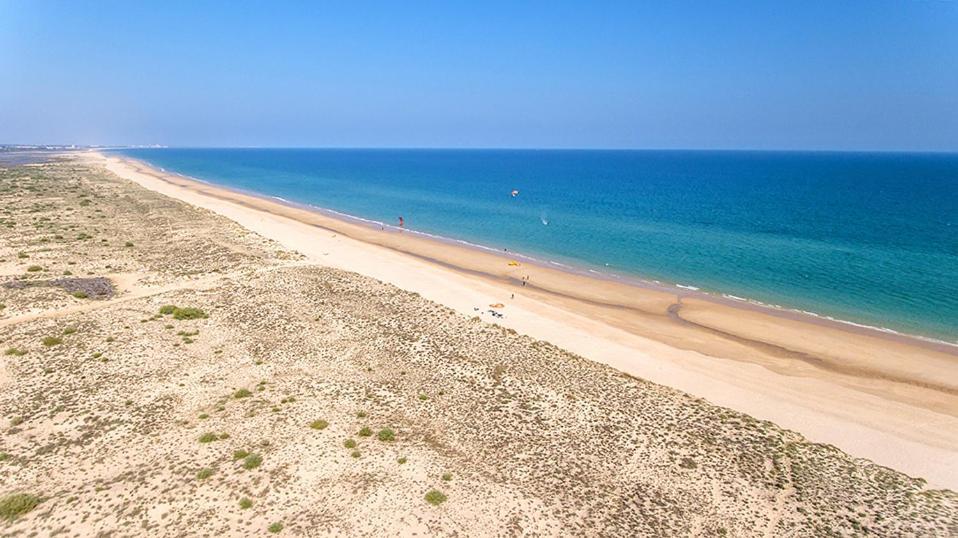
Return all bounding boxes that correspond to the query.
[1,1,956,150]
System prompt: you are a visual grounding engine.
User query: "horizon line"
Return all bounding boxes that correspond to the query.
[11,144,956,155]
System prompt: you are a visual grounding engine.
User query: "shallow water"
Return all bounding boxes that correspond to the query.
[115,148,958,342]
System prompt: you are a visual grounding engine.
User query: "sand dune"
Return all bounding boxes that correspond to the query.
[0,156,954,535]
[96,152,958,489]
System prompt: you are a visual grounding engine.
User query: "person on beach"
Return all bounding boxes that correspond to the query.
[398,216,404,231]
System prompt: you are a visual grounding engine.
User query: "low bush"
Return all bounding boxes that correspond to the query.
[243,453,263,470]
[172,307,208,320]
[0,493,40,521]
[424,490,447,506]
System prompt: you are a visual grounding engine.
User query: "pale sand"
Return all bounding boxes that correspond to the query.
[95,152,958,489]
[1,157,955,535]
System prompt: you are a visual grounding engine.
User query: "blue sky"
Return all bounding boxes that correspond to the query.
[1,1,956,150]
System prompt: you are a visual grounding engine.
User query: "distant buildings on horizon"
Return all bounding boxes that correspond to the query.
[0,144,167,151]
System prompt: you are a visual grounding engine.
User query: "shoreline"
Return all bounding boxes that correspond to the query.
[89,151,958,489]
[265,193,958,351]
[112,153,958,352]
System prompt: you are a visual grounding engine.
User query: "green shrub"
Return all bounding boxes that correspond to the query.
[72,291,88,299]
[124,241,134,247]
[377,428,396,442]
[0,493,40,520]
[0,453,9,462]
[26,265,42,272]
[242,453,262,470]
[233,449,250,461]
[356,410,367,418]
[442,472,452,481]
[268,522,283,533]
[159,305,176,315]
[198,432,219,443]
[239,498,253,509]
[42,336,62,347]
[172,307,207,320]
[358,426,372,437]
[233,388,252,399]
[196,468,214,480]
[351,450,361,458]
[4,348,26,356]
[309,419,329,430]
[62,326,77,335]
[424,489,447,506]
[344,438,356,449]
[397,456,407,464]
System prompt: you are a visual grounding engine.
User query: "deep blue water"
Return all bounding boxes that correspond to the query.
[115,148,958,343]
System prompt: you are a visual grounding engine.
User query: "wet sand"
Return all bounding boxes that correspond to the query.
[95,152,958,489]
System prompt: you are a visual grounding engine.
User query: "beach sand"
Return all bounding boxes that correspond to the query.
[0,155,955,535]
[95,153,958,488]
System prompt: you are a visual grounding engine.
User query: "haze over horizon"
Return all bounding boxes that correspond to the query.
[2,1,956,151]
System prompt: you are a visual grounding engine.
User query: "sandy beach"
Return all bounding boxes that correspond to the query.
[94,153,958,489]
[0,154,955,535]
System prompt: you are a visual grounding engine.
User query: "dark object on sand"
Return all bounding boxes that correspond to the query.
[3,277,115,299]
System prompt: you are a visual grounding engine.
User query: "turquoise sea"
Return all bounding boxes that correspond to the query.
[114,149,958,343]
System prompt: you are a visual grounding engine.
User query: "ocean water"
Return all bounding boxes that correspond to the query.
[114,148,958,343]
